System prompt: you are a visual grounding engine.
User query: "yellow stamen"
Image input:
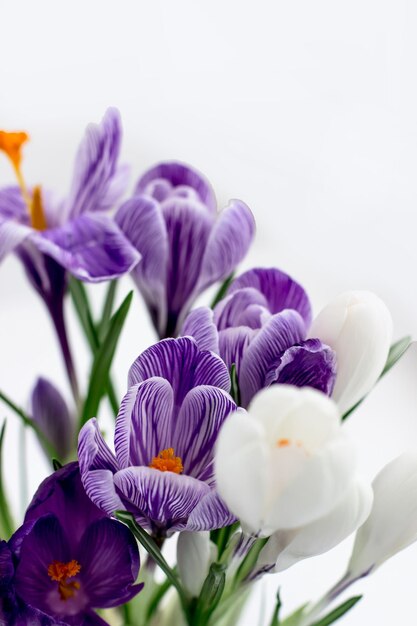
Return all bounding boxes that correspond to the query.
[30,185,48,230]
[149,448,183,474]
[48,560,81,601]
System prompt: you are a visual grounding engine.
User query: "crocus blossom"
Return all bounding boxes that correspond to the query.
[2,463,142,626]
[256,479,372,574]
[215,385,356,536]
[115,161,255,338]
[177,531,216,597]
[310,291,393,415]
[78,337,237,535]
[347,451,417,580]
[30,378,74,461]
[182,267,337,407]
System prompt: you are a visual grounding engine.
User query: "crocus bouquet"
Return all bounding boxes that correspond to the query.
[0,109,414,626]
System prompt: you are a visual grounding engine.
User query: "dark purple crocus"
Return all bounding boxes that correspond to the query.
[78,337,237,536]
[2,463,142,626]
[115,161,255,338]
[30,378,74,461]
[182,267,337,407]
[0,110,141,399]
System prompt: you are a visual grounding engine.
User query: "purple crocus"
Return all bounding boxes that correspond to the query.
[2,463,142,626]
[78,337,237,536]
[0,110,141,399]
[182,267,337,407]
[115,161,255,338]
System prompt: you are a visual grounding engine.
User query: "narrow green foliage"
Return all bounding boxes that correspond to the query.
[99,280,118,340]
[342,336,412,420]
[211,521,240,560]
[193,562,226,626]
[0,422,14,538]
[52,458,63,471]
[310,596,362,626]
[234,537,268,585]
[211,273,234,308]
[79,292,133,427]
[269,589,282,626]
[230,363,241,406]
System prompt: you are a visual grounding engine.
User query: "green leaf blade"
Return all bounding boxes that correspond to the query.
[310,596,362,626]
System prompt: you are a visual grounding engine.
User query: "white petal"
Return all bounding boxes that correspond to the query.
[310,291,393,415]
[177,531,215,597]
[348,451,417,578]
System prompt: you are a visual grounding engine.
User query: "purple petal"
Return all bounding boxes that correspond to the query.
[0,541,14,589]
[114,466,210,532]
[114,379,174,469]
[161,198,214,336]
[135,161,217,212]
[229,268,312,328]
[30,378,74,460]
[128,337,231,403]
[116,196,168,336]
[78,420,124,516]
[214,288,269,330]
[32,213,141,282]
[14,515,70,614]
[181,307,219,354]
[0,216,32,261]
[239,310,306,407]
[186,491,236,531]
[218,326,257,372]
[25,462,105,546]
[0,186,28,221]
[65,108,128,219]
[175,386,237,483]
[198,200,255,291]
[78,518,142,608]
[269,338,337,395]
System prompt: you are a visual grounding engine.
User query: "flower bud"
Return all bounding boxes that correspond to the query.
[348,451,417,579]
[310,291,392,415]
[177,531,216,597]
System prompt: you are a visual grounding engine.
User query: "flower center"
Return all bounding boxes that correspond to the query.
[149,448,183,473]
[0,129,48,230]
[276,438,303,448]
[47,560,81,601]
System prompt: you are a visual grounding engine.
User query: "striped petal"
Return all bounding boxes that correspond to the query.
[182,307,219,354]
[214,288,268,330]
[185,491,236,531]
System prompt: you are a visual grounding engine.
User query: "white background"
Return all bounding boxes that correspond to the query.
[1,1,416,624]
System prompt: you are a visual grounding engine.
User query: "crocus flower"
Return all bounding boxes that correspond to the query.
[215,385,356,537]
[115,161,255,338]
[78,337,237,536]
[256,479,372,574]
[3,463,142,626]
[30,378,74,461]
[310,291,393,415]
[0,110,141,399]
[182,267,337,407]
[177,532,216,597]
[347,451,417,580]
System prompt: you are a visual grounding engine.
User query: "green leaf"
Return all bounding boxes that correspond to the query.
[99,280,118,341]
[115,511,189,617]
[194,562,226,626]
[69,278,98,352]
[211,521,240,560]
[52,458,63,471]
[342,336,412,420]
[211,273,234,308]
[79,292,133,427]
[230,363,241,406]
[0,422,14,538]
[310,596,362,626]
[280,605,309,626]
[234,536,268,585]
[269,589,282,626]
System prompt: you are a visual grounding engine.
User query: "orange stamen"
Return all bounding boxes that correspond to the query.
[0,130,29,170]
[277,438,291,447]
[149,448,183,474]
[30,185,48,230]
[48,560,81,601]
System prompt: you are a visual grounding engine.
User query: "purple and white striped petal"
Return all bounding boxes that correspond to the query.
[30,378,74,460]
[0,216,32,262]
[198,200,255,291]
[182,307,219,354]
[0,185,28,221]
[218,326,257,373]
[116,196,168,336]
[269,338,337,395]
[32,213,141,282]
[135,161,217,212]
[185,491,236,531]
[239,310,306,407]
[113,466,210,532]
[229,268,312,329]
[128,337,230,402]
[65,108,128,219]
[114,379,174,469]
[214,288,269,331]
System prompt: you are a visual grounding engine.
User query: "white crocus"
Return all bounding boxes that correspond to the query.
[177,531,217,597]
[215,385,356,536]
[310,291,393,415]
[257,479,372,573]
[347,451,417,579]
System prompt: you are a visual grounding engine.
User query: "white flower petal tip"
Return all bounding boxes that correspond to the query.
[215,385,356,536]
[348,451,417,579]
[310,290,393,415]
